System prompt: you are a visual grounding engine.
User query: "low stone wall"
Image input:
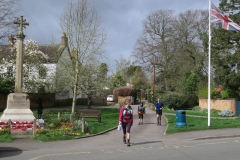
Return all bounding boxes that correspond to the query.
[199,98,237,115]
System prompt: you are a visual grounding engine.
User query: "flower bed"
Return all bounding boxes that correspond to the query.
[0,121,41,131]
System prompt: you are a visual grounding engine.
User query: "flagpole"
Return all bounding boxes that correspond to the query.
[208,0,211,126]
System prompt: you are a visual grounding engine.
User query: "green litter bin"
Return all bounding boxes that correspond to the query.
[176,110,186,127]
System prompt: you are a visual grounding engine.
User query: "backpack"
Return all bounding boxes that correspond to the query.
[122,106,132,119]
[138,106,144,111]
[138,105,145,114]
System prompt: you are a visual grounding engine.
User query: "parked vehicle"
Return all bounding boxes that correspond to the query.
[107,95,114,102]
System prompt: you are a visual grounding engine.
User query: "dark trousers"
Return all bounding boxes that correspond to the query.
[122,122,132,134]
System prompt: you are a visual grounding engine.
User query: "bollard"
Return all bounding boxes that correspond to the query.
[82,117,85,134]
[58,112,60,121]
[8,119,11,129]
[33,119,36,136]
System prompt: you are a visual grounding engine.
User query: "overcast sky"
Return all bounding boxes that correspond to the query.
[18,0,219,72]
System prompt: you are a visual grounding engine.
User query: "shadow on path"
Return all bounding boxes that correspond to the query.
[131,141,162,146]
[0,147,22,158]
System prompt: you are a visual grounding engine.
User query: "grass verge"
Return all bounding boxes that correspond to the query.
[0,134,13,142]
[165,115,240,134]
[162,108,220,117]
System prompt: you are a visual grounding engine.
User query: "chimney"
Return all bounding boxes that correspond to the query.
[8,35,16,46]
[61,32,68,45]
[71,50,77,58]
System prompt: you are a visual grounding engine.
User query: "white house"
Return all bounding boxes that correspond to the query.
[0,34,92,102]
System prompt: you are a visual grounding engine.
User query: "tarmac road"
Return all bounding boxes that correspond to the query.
[1,104,240,160]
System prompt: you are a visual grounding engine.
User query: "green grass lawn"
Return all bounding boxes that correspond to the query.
[0,106,239,142]
[162,108,220,117]
[165,115,240,134]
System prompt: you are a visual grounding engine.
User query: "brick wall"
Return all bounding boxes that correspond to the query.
[199,98,237,115]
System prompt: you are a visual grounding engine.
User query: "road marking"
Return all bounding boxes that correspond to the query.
[29,152,91,160]
[116,148,133,152]
[148,146,165,150]
[164,145,180,149]
[234,140,240,143]
[100,149,113,153]
[133,146,152,151]
[181,145,196,148]
[197,141,228,146]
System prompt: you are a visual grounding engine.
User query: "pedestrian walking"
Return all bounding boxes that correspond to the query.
[154,97,164,125]
[119,98,133,146]
[138,102,145,125]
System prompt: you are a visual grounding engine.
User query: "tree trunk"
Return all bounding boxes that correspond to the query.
[71,56,79,116]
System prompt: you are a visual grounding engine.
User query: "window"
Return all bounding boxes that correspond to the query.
[7,66,13,78]
[39,66,47,79]
[38,85,45,93]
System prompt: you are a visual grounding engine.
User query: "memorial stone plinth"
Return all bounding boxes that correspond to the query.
[0,93,35,122]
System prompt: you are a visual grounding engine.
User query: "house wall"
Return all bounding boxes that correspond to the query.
[55,45,73,95]
[199,98,237,115]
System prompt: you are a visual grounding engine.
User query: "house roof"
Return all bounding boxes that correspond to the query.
[0,33,71,64]
[0,43,66,64]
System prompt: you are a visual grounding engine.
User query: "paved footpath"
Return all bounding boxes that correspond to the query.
[1,104,240,152]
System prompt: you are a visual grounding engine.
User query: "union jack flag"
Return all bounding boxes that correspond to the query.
[211,2,240,31]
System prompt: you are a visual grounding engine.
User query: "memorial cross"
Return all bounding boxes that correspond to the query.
[13,16,29,93]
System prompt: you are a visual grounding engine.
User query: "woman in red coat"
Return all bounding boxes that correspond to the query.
[119,98,133,146]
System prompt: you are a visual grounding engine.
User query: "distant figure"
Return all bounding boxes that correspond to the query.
[154,98,164,125]
[36,98,43,119]
[138,102,145,125]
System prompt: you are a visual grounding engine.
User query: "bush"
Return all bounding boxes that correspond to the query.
[0,128,10,135]
[113,87,135,102]
[73,120,90,133]
[221,89,239,99]
[198,86,217,99]
[184,94,198,108]
[162,92,185,110]
[211,90,222,99]
[218,110,234,117]
[36,129,51,135]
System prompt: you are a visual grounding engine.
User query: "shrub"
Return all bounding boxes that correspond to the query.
[113,87,135,102]
[162,92,185,110]
[221,89,239,99]
[183,94,198,108]
[198,86,216,99]
[218,110,234,117]
[36,129,51,135]
[211,90,222,99]
[0,128,10,135]
[73,120,90,133]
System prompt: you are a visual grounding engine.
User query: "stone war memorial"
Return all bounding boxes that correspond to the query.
[0,16,35,137]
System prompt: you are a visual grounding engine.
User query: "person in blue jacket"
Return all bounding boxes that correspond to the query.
[154,97,164,125]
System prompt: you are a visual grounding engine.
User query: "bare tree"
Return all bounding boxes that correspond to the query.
[173,10,208,80]
[132,10,177,91]
[0,0,18,44]
[133,9,209,93]
[59,0,107,114]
